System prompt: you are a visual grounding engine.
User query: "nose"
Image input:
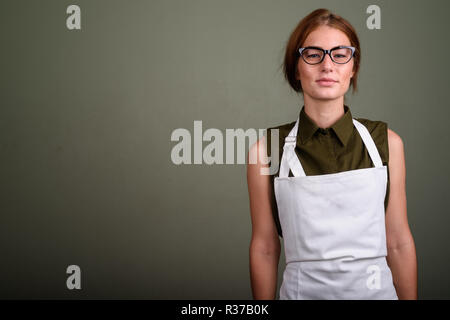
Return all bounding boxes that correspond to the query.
[321,53,334,69]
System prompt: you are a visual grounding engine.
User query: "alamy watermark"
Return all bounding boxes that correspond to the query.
[366,264,381,290]
[65,4,380,31]
[170,121,280,175]
[66,265,81,290]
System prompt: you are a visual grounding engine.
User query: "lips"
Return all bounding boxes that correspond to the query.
[316,78,337,86]
[317,78,337,82]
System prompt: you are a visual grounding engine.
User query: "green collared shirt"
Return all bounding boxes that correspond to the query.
[266,105,390,238]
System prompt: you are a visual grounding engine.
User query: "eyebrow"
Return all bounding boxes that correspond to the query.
[303,46,347,50]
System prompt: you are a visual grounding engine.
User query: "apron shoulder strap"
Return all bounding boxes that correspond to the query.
[352,119,383,167]
[279,117,306,178]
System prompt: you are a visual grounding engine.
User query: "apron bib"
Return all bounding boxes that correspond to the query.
[274,116,398,300]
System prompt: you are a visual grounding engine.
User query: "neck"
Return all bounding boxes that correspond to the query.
[302,94,345,129]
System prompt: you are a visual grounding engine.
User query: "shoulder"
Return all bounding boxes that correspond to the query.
[356,118,403,149]
[247,119,296,167]
[387,128,404,163]
[265,120,297,158]
[355,117,389,164]
[387,128,403,148]
[267,120,297,136]
[355,117,388,138]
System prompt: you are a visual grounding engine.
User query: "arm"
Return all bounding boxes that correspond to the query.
[385,128,418,299]
[247,135,281,300]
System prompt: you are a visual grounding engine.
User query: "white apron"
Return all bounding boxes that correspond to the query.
[274,116,398,300]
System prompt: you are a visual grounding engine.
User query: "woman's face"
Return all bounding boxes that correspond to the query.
[296,25,355,101]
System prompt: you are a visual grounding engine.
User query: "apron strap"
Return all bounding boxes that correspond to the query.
[352,119,383,168]
[279,117,305,177]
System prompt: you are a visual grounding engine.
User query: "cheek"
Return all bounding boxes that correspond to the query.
[337,66,354,83]
[298,65,314,81]
[345,70,354,81]
[346,63,355,78]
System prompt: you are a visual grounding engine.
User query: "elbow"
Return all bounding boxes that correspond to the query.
[387,236,416,254]
[250,237,281,257]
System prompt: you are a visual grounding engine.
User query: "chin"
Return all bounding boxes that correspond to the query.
[311,91,341,100]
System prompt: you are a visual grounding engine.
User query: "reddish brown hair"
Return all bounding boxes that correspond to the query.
[281,8,361,94]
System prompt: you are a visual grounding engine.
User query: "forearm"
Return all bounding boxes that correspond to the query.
[249,247,280,300]
[386,240,418,299]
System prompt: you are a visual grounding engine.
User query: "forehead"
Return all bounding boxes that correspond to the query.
[303,25,351,48]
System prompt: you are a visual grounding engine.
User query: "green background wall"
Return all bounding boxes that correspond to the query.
[1,0,448,299]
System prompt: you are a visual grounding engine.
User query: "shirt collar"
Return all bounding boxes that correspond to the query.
[297,104,353,147]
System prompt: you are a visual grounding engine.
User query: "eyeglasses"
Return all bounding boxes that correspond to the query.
[298,46,355,65]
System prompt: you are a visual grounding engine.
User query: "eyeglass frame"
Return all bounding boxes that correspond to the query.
[298,46,356,65]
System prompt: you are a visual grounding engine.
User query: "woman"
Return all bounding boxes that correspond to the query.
[247,9,417,300]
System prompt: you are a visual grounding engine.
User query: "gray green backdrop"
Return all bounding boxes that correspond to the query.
[1,0,449,299]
